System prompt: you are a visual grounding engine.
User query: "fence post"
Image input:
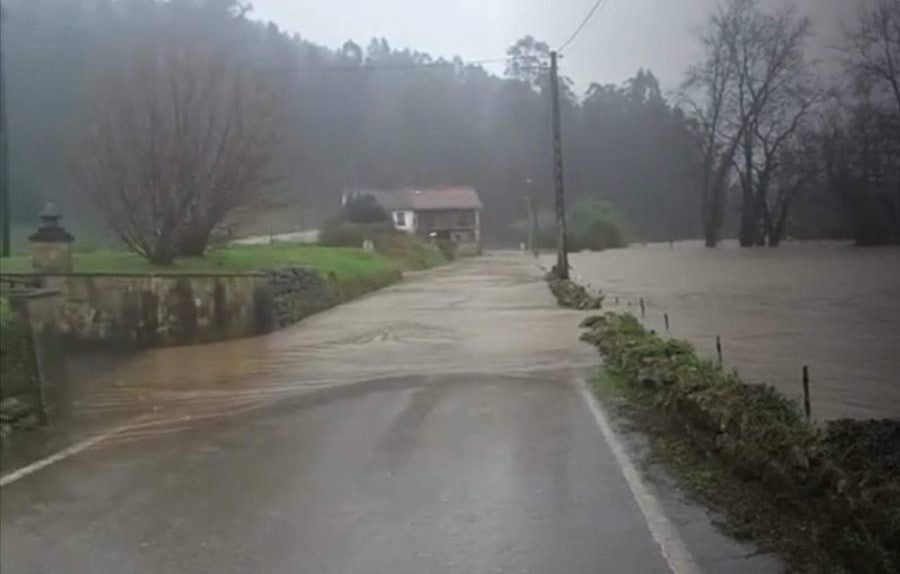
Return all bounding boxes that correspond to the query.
[640,298,645,317]
[664,313,670,331]
[716,336,723,366]
[802,365,811,422]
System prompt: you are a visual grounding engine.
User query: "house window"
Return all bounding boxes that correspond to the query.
[394,211,406,227]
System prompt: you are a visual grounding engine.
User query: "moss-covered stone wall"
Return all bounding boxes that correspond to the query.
[0,268,401,350]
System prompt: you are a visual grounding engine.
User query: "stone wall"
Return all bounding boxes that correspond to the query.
[7,273,270,348]
[1,290,66,433]
[262,267,400,328]
[261,267,333,329]
[0,267,401,350]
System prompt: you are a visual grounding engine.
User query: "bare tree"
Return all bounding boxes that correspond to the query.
[729,4,814,246]
[736,81,821,246]
[71,40,277,263]
[826,0,900,244]
[762,123,823,246]
[682,0,750,247]
[844,0,900,117]
[683,0,814,247]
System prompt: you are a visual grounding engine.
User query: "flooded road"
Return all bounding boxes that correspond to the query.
[0,253,779,573]
[564,242,900,421]
[2,254,598,470]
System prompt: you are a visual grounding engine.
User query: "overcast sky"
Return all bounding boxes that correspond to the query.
[250,0,860,92]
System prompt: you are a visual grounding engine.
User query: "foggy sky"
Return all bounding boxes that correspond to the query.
[250,0,860,92]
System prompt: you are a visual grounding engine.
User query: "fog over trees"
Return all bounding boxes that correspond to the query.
[1,0,897,252]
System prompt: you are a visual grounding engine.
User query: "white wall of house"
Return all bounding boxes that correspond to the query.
[392,210,416,233]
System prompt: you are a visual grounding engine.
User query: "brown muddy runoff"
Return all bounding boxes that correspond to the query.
[3,254,596,469]
[561,241,900,421]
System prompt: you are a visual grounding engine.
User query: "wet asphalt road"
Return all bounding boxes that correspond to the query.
[0,254,767,573]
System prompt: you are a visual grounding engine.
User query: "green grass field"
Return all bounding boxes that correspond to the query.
[0,243,396,281]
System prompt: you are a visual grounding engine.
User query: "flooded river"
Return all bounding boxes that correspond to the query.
[563,241,900,421]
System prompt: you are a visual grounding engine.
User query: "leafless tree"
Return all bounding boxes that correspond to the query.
[71,40,277,263]
[682,0,756,247]
[735,81,822,246]
[827,0,900,244]
[682,11,734,247]
[683,0,815,247]
[844,0,900,117]
[730,4,814,246]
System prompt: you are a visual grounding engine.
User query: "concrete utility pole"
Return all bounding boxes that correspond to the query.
[0,8,10,258]
[524,178,539,258]
[549,51,568,279]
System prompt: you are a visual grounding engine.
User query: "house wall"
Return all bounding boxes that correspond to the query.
[410,209,481,256]
[417,209,477,232]
[391,210,416,234]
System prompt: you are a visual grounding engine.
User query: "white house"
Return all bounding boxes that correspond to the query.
[345,187,483,255]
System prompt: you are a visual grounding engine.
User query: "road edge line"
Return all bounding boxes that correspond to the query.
[577,378,702,574]
[0,415,152,488]
[1,433,108,487]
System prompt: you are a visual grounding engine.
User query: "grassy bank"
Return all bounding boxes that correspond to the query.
[0,243,400,280]
[318,222,446,270]
[579,312,899,573]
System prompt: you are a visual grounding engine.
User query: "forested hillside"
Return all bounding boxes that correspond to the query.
[2,0,699,244]
[3,0,896,246]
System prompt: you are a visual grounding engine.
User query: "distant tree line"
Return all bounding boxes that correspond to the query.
[1,0,897,262]
[0,0,698,259]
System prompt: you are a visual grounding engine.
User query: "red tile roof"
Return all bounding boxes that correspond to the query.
[363,187,482,211]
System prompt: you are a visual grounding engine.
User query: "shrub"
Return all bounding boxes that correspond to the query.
[318,221,444,271]
[578,311,900,573]
[517,199,629,251]
[568,200,628,251]
[342,194,389,224]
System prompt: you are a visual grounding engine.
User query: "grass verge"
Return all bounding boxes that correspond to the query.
[580,312,899,573]
[318,222,446,271]
[0,243,397,281]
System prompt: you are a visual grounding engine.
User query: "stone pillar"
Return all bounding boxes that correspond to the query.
[29,203,74,273]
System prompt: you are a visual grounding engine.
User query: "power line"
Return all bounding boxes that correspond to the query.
[558,0,610,53]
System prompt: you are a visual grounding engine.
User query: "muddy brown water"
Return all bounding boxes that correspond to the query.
[2,254,599,471]
[558,241,900,421]
[2,253,782,573]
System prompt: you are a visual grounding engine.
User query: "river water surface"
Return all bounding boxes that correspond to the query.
[561,241,900,421]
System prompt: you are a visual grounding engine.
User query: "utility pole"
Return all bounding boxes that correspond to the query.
[524,178,539,258]
[524,194,539,258]
[0,7,10,258]
[549,51,568,279]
